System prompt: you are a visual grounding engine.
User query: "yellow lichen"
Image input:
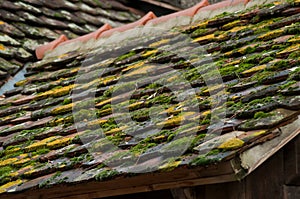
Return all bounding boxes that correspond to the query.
[288,36,300,44]
[0,158,18,167]
[0,44,5,51]
[218,138,244,150]
[100,75,119,86]
[25,136,60,151]
[96,98,112,108]
[142,49,158,57]
[47,137,71,149]
[51,103,73,115]
[201,110,211,117]
[0,179,24,194]
[36,84,75,100]
[105,126,127,136]
[223,60,241,67]
[127,101,146,110]
[189,21,208,30]
[277,44,300,56]
[48,115,73,126]
[193,34,215,43]
[242,65,266,75]
[203,84,224,94]
[159,160,181,172]
[258,29,284,40]
[124,64,156,78]
[13,158,31,166]
[149,39,170,48]
[223,19,244,30]
[87,119,107,127]
[15,79,28,87]
[161,104,183,115]
[237,44,257,54]
[157,112,195,128]
[122,61,145,73]
[252,130,267,137]
[4,147,21,155]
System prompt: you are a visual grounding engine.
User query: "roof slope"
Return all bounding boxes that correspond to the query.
[0,0,142,89]
[0,0,299,198]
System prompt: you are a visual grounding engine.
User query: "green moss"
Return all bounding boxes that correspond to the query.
[95,169,119,181]
[189,155,219,166]
[191,28,208,38]
[149,94,174,104]
[280,80,297,90]
[243,54,262,64]
[73,109,94,121]
[288,51,300,59]
[0,103,12,110]
[259,56,274,64]
[162,137,191,152]
[131,108,149,121]
[62,98,71,105]
[189,134,206,151]
[0,166,14,183]
[248,96,274,107]
[33,148,50,155]
[268,60,289,71]
[253,111,274,119]
[130,142,157,155]
[39,171,62,188]
[115,51,136,62]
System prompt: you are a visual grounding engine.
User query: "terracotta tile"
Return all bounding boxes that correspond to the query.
[100,11,157,38]
[147,0,209,25]
[35,35,68,59]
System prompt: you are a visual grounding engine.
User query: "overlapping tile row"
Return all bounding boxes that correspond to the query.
[0,0,142,87]
[0,0,299,195]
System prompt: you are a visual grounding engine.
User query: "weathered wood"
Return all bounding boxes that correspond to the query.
[284,186,300,199]
[0,162,235,199]
[284,135,300,185]
[245,150,284,199]
[199,181,245,199]
[171,187,196,199]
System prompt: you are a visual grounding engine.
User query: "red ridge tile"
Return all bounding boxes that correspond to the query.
[198,0,248,12]
[99,11,157,38]
[58,24,112,46]
[35,35,68,59]
[146,0,209,25]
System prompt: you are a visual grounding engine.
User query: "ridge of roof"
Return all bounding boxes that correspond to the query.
[35,0,211,59]
[36,0,265,60]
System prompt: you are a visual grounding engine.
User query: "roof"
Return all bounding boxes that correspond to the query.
[0,0,300,198]
[0,0,142,90]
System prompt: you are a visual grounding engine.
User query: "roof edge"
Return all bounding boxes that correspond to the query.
[238,116,300,178]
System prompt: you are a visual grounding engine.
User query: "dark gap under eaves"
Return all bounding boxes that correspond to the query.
[125,0,178,16]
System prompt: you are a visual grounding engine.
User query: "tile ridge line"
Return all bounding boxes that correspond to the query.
[35,0,260,60]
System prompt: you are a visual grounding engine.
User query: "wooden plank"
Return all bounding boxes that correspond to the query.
[0,162,235,199]
[245,150,284,199]
[284,186,300,199]
[200,181,246,199]
[284,135,300,185]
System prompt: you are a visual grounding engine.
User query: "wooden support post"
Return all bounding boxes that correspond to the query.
[171,187,196,199]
